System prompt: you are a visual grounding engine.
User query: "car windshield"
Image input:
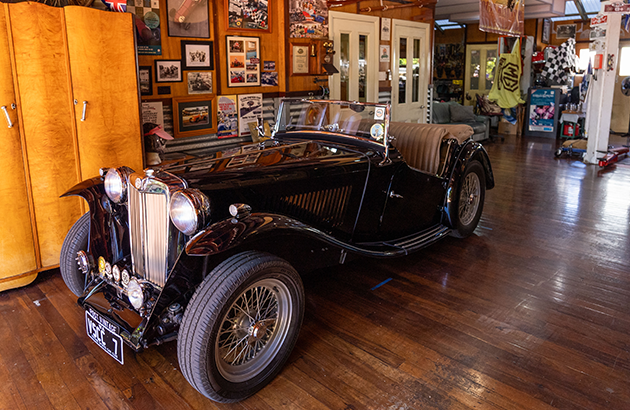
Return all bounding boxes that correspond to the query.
[273,99,390,144]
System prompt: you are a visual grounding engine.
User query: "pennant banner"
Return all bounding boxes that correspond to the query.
[479,0,524,37]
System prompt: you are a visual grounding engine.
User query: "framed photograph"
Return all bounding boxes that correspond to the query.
[187,72,213,94]
[226,0,269,31]
[226,36,261,87]
[541,18,551,44]
[556,24,576,39]
[166,0,210,38]
[155,60,182,83]
[181,41,214,70]
[289,0,328,38]
[139,66,153,96]
[173,96,216,137]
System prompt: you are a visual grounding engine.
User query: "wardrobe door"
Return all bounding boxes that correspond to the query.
[65,7,143,179]
[8,2,83,268]
[0,5,38,290]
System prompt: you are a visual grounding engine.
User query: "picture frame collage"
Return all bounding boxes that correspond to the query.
[140,1,274,139]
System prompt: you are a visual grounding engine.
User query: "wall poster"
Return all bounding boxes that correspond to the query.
[166,0,210,38]
[238,93,263,137]
[289,0,328,38]
[127,0,162,55]
[141,101,164,129]
[227,0,269,31]
[217,95,238,138]
[227,36,261,87]
[525,88,560,137]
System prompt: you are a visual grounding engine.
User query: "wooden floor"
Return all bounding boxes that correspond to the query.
[2,134,630,410]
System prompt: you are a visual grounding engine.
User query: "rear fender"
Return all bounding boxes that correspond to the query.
[443,142,494,228]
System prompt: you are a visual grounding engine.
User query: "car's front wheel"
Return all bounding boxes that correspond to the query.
[60,212,90,296]
[178,251,304,403]
[450,160,486,238]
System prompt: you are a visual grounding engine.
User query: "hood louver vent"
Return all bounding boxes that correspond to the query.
[266,186,352,229]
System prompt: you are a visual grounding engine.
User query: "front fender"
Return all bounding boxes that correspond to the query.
[185,213,403,258]
[60,177,129,263]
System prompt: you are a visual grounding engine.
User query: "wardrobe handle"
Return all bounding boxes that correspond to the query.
[81,101,88,122]
[1,105,13,128]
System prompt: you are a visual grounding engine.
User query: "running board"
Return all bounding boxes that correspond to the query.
[355,225,451,257]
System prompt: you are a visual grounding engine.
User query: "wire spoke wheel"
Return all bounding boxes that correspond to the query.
[458,171,481,226]
[215,278,292,383]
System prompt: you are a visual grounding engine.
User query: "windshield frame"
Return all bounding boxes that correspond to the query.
[272,99,391,163]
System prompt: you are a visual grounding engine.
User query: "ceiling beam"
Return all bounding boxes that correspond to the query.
[573,0,589,21]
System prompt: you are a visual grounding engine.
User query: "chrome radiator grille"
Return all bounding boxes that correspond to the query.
[128,183,170,287]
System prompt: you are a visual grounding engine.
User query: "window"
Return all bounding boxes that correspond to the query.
[620,46,630,76]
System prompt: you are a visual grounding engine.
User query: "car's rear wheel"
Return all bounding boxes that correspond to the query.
[451,160,486,238]
[60,212,90,296]
[178,251,304,403]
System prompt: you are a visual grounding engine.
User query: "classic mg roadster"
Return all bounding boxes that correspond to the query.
[60,99,494,402]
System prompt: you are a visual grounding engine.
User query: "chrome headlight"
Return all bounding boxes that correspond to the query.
[127,278,144,310]
[104,168,128,203]
[169,189,210,236]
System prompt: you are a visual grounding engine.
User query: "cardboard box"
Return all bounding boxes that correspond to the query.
[498,120,518,135]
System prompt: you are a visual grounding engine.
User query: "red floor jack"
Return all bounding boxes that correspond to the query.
[597,135,630,167]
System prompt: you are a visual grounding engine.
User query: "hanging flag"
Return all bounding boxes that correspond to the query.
[479,0,524,37]
[488,38,525,108]
[101,0,127,13]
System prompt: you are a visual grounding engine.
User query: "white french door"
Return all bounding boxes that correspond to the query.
[329,11,379,103]
[391,19,430,122]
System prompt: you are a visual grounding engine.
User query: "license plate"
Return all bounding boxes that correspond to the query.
[86,308,124,365]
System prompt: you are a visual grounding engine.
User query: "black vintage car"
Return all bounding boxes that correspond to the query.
[60,99,494,403]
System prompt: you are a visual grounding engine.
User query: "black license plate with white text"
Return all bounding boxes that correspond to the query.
[85,308,124,365]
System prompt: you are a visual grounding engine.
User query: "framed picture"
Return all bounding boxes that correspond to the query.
[291,44,309,75]
[289,0,328,38]
[139,66,153,96]
[173,96,216,137]
[226,36,261,87]
[187,71,213,94]
[541,18,551,44]
[166,0,210,38]
[155,60,182,83]
[556,24,576,39]
[226,0,269,31]
[181,41,214,70]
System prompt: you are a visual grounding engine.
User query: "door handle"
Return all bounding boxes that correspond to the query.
[81,101,88,121]
[75,99,88,121]
[1,105,14,128]
[389,191,403,199]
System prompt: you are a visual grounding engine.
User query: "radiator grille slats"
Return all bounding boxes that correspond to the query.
[266,186,351,229]
[128,184,169,287]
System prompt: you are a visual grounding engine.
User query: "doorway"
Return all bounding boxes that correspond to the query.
[329,11,379,103]
[463,44,498,106]
[391,19,430,122]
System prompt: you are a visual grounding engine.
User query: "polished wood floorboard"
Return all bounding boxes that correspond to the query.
[1,134,630,409]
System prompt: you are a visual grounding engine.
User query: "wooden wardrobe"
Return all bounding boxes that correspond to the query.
[0,3,143,292]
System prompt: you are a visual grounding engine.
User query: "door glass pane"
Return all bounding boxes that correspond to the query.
[340,33,350,101]
[359,34,367,102]
[469,49,480,90]
[412,39,420,103]
[485,50,497,91]
[399,37,407,104]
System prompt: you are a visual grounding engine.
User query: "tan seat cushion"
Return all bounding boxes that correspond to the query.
[357,120,472,174]
[388,122,472,174]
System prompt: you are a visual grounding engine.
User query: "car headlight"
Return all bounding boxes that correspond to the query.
[127,278,144,310]
[104,168,128,203]
[169,189,210,236]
